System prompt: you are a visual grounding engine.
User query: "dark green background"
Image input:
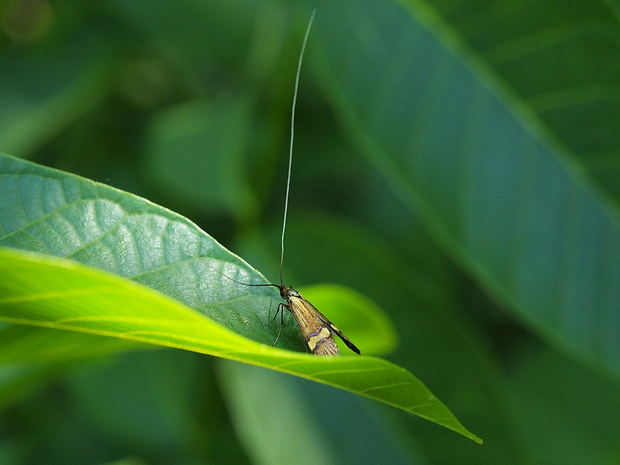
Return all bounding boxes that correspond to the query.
[2,0,619,464]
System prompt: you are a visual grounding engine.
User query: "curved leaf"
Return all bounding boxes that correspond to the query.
[0,153,479,441]
[0,152,395,355]
[0,246,481,443]
[0,152,296,350]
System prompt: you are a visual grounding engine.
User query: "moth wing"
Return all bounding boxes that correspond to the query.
[313,336,340,356]
[305,301,361,355]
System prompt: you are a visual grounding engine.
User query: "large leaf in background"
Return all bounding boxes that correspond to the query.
[313,0,620,380]
[425,0,620,199]
[0,153,480,442]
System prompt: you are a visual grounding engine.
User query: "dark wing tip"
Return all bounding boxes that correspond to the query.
[344,339,361,355]
[334,331,360,354]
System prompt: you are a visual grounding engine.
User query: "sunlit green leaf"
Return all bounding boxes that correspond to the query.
[0,153,480,442]
[0,246,480,442]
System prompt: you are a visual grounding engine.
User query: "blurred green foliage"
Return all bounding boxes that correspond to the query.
[1,0,620,464]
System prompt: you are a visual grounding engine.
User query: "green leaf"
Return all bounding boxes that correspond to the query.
[0,151,290,350]
[313,0,620,380]
[0,153,480,442]
[417,0,620,200]
[0,246,480,443]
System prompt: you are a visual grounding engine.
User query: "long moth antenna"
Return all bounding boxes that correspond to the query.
[279,8,316,286]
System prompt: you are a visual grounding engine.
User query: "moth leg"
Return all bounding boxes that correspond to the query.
[272,302,289,346]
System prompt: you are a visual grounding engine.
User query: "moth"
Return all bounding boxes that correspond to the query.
[279,285,360,356]
[244,282,360,356]
[231,9,360,356]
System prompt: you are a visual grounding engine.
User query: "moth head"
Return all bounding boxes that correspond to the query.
[281,286,301,300]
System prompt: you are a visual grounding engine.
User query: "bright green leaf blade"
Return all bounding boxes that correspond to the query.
[0,152,391,356]
[0,151,298,351]
[313,0,620,379]
[0,246,481,443]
